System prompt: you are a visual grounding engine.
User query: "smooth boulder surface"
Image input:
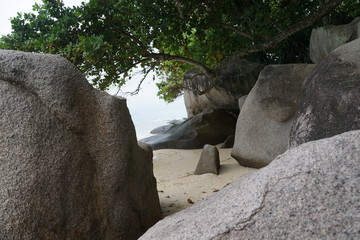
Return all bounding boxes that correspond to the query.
[140,110,237,150]
[140,130,360,240]
[184,59,265,117]
[194,145,220,175]
[0,50,161,239]
[290,38,360,148]
[310,17,360,63]
[232,64,315,168]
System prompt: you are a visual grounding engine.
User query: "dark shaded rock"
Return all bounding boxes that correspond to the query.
[150,125,174,134]
[232,64,315,168]
[290,39,360,148]
[194,145,220,175]
[140,110,237,150]
[0,50,161,239]
[150,120,185,135]
[219,135,235,149]
[184,59,265,117]
[310,17,360,63]
[140,130,360,240]
[238,95,247,111]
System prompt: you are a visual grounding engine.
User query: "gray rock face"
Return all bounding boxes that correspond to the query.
[194,145,220,175]
[232,64,315,168]
[0,50,161,239]
[184,59,265,117]
[150,120,185,135]
[140,130,360,240]
[150,125,173,134]
[140,110,237,150]
[310,17,360,63]
[290,39,360,148]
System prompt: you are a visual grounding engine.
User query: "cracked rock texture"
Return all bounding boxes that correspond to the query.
[231,64,315,168]
[290,38,360,149]
[140,130,360,240]
[0,50,161,239]
[183,59,265,118]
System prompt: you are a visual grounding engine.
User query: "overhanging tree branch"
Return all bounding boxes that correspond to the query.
[218,23,258,40]
[130,0,345,95]
[3,0,349,100]
[124,66,155,96]
[220,0,345,67]
[145,52,215,78]
[145,52,218,95]
[119,57,152,75]
[110,26,149,51]
[171,0,344,95]
[197,4,258,40]
[183,71,218,95]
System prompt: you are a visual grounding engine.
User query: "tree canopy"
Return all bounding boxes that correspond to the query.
[1,0,359,101]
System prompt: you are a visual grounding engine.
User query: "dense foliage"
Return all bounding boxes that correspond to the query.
[1,0,359,101]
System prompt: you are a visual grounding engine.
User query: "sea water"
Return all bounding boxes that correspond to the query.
[107,75,187,140]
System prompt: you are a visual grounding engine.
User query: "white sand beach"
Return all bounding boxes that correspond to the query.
[153,148,257,217]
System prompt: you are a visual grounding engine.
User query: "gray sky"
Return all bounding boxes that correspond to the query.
[0,0,187,138]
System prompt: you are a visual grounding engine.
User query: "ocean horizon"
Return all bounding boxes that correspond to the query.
[107,75,187,140]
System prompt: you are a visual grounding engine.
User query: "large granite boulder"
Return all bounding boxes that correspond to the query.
[290,38,360,148]
[184,59,265,117]
[140,130,360,240]
[0,50,161,239]
[231,64,315,168]
[140,110,237,150]
[310,17,360,63]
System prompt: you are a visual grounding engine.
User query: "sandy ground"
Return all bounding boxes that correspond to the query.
[153,148,257,217]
